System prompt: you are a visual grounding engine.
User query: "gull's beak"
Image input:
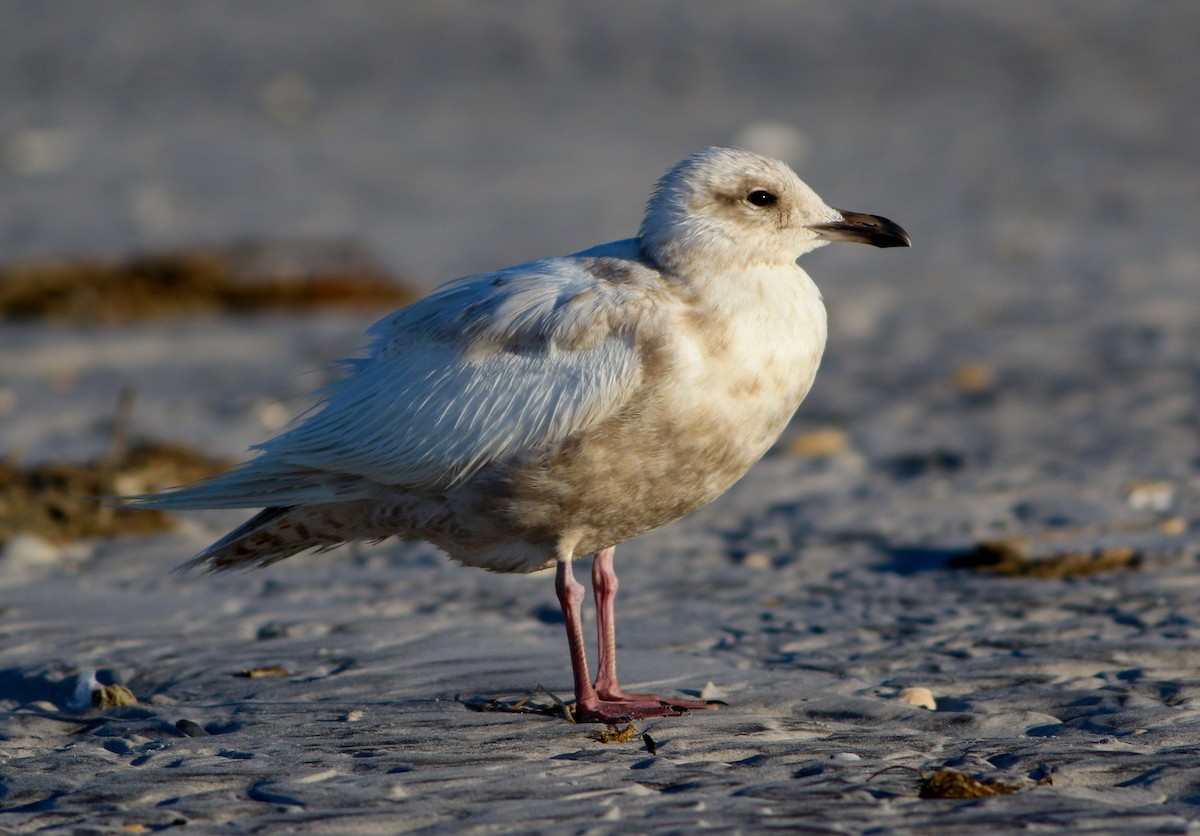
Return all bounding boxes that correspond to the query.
[809,209,911,248]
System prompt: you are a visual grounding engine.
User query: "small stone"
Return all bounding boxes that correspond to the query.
[1123,480,1175,512]
[699,681,726,702]
[741,552,771,569]
[787,428,849,458]
[342,709,364,722]
[830,752,861,762]
[175,719,208,737]
[952,363,995,393]
[899,687,937,710]
[1161,517,1187,535]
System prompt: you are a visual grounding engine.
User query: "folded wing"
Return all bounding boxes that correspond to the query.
[130,255,651,510]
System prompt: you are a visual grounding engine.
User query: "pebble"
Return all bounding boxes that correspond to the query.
[899,687,937,710]
[787,428,849,458]
[952,363,995,393]
[1123,480,1175,512]
[175,719,208,737]
[1161,517,1187,535]
[741,552,771,569]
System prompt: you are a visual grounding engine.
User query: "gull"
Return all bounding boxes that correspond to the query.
[131,147,910,723]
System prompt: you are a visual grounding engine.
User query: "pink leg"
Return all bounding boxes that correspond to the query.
[591,547,625,699]
[558,556,709,723]
[590,548,716,712]
[555,554,599,713]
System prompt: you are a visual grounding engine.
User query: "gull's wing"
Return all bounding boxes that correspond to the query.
[136,245,660,508]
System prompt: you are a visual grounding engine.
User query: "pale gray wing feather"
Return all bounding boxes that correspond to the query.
[134,248,655,509]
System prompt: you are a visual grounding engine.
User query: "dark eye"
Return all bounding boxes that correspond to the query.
[746,189,777,207]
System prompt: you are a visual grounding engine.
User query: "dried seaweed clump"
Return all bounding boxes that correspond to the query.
[949,517,1191,578]
[0,239,417,324]
[950,538,1142,578]
[919,769,1021,799]
[589,724,639,743]
[91,683,138,708]
[0,441,231,545]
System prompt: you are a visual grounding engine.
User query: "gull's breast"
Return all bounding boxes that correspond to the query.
[489,267,829,559]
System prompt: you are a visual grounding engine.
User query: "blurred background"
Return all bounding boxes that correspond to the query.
[1,1,1195,287]
[0,0,1197,468]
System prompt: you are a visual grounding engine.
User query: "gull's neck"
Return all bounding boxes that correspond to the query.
[640,236,820,314]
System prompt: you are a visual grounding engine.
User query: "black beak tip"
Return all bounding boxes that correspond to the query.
[848,211,911,249]
[878,225,912,249]
[815,209,912,249]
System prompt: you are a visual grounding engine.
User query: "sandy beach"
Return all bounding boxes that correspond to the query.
[2,3,1199,832]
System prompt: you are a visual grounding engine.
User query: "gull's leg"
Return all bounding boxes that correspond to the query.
[556,554,710,723]
[589,548,717,713]
[591,546,624,699]
[555,554,599,713]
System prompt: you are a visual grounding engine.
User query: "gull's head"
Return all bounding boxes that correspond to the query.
[639,147,910,273]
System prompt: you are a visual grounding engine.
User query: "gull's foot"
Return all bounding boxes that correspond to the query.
[573,694,719,724]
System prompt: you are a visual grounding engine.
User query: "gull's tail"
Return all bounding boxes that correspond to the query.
[120,461,380,572]
[176,503,371,573]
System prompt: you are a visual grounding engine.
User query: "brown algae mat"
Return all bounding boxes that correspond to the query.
[0,440,232,545]
[0,239,417,324]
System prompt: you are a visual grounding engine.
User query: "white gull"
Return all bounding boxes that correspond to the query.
[131,147,910,723]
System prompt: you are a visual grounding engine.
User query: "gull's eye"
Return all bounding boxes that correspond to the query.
[746,189,777,207]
